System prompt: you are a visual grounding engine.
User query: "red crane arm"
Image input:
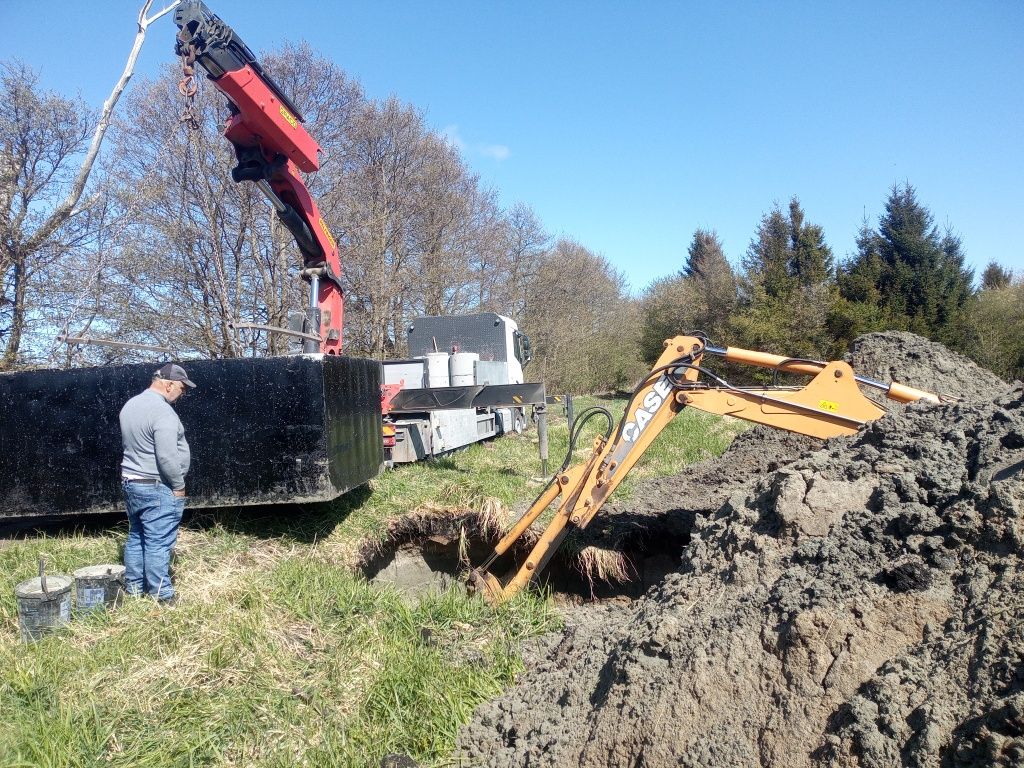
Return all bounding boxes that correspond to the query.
[174,1,343,354]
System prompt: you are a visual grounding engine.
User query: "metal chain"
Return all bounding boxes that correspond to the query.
[176,31,200,131]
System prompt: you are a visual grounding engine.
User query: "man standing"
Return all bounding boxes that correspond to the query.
[119,363,196,604]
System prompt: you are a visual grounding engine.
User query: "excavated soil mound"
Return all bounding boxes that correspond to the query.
[597,427,819,532]
[458,337,1022,767]
[585,331,1010,547]
[846,331,1010,405]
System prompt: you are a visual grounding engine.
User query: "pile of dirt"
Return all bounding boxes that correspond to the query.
[846,330,1011,405]
[458,335,1023,766]
[596,426,819,534]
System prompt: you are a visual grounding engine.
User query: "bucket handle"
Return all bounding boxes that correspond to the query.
[38,556,49,596]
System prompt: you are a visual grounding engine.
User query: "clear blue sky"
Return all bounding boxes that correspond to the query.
[3,0,1021,293]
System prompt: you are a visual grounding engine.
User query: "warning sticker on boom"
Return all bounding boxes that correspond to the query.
[280,105,298,128]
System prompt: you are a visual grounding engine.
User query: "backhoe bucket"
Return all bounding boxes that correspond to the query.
[467,568,505,604]
[0,355,383,521]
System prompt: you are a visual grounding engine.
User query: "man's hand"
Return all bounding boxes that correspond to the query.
[173,489,186,498]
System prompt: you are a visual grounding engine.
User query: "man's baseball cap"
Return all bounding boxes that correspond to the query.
[155,363,196,388]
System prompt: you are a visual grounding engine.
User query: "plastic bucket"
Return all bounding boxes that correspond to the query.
[73,564,126,613]
[16,570,72,642]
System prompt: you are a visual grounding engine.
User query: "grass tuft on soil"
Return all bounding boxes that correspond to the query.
[0,397,741,767]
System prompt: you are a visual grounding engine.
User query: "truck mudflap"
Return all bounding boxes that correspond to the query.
[0,356,382,520]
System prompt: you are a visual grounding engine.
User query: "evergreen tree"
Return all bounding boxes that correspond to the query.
[981,261,1013,290]
[685,229,727,281]
[734,198,837,358]
[684,229,737,340]
[839,183,974,348]
[788,198,833,287]
[742,208,791,299]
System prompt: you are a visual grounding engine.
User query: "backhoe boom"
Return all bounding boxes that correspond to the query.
[469,335,943,603]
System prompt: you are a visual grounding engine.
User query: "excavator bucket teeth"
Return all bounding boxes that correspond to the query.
[467,568,505,604]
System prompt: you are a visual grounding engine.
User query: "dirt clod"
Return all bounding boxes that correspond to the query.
[458,334,1020,767]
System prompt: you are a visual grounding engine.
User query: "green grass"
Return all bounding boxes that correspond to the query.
[0,397,743,767]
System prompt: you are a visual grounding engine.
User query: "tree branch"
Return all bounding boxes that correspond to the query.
[24,1,179,254]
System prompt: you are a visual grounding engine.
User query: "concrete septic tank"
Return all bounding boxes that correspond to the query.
[0,355,383,520]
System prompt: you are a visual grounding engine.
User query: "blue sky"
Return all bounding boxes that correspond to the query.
[3,0,1021,293]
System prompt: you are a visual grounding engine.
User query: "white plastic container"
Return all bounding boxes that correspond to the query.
[449,352,480,387]
[422,352,451,388]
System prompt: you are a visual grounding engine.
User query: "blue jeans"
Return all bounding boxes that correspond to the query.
[122,480,185,600]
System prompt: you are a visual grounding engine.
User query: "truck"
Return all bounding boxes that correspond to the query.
[382,313,535,465]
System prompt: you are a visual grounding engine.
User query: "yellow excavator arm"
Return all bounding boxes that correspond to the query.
[468,335,943,603]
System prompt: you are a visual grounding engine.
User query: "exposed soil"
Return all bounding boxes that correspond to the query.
[457,334,1024,767]
[362,502,691,603]
[845,330,1011,406]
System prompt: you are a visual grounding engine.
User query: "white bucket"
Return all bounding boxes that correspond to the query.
[449,352,479,387]
[422,352,451,388]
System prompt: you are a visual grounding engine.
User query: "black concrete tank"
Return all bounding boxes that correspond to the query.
[0,355,383,519]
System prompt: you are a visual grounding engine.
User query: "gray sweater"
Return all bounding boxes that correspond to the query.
[119,389,191,490]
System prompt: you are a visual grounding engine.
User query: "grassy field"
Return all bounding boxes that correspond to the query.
[0,398,743,767]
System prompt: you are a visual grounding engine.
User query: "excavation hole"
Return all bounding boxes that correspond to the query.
[362,523,689,603]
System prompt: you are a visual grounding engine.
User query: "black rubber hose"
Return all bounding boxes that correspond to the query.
[559,406,614,474]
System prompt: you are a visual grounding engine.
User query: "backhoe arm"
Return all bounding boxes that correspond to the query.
[173,1,343,354]
[469,335,942,603]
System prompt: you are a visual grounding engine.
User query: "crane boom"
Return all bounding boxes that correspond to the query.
[173,0,343,354]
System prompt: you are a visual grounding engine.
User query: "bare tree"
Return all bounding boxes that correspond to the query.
[334,98,425,357]
[104,72,250,358]
[465,186,509,314]
[524,239,642,393]
[489,203,548,318]
[0,1,177,369]
[412,134,480,318]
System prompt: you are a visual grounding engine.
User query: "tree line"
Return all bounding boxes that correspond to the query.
[640,187,1022,385]
[1,46,1020,394]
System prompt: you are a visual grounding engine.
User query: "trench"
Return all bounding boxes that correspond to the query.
[360,513,692,603]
